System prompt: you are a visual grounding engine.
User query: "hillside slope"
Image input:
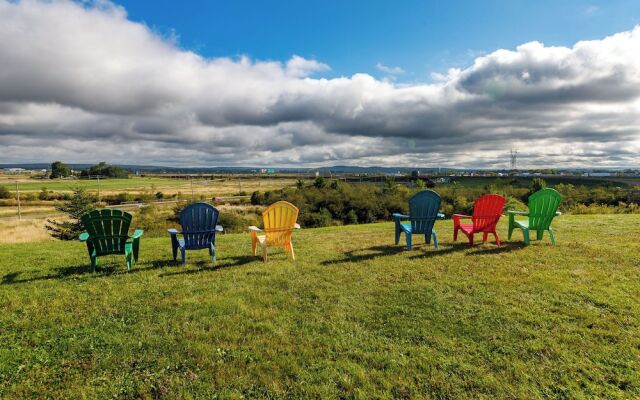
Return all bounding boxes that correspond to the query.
[1,215,639,398]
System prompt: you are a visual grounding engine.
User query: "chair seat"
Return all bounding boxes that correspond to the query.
[255,234,266,245]
[400,223,436,235]
[513,219,529,229]
[458,223,474,234]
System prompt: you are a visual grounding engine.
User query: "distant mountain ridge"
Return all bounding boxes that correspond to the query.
[0,163,625,174]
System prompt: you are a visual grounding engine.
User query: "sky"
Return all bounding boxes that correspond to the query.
[1,0,640,168]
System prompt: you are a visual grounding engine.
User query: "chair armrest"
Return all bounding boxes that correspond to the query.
[437,213,445,219]
[249,226,262,232]
[507,210,529,215]
[555,211,562,216]
[294,223,301,229]
[79,232,89,241]
[392,213,409,220]
[167,228,179,235]
[215,225,224,232]
[452,214,471,219]
[132,229,144,239]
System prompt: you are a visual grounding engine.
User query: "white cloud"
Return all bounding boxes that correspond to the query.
[585,5,599,16]
[0,0,639,168]
[376,62,405,75]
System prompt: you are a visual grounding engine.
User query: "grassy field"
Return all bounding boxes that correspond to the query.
[1,215,639,398]
[0,175,296,195]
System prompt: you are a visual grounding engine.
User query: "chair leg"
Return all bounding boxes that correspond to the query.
[453,226,459,241]
[523,229,530,245]
[468,233,474,246]
[209,243,216,264]
[395,223,401,245]
[90,255,98,273]
[537,229,544,241]
[548,229,556,245]
[263,246,268,262]
[482,232,488,242]
[180,248,186,265]
[406,232,412,250]
[170,235,179,261]
[289,242,295,260]
[432,230,438,250]
[494,231,501,246]
[126,253,133,271]
[132,238,140,262]
[508,217,514,240]
[251,234,258,256]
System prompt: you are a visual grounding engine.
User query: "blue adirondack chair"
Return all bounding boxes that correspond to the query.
[168,202,223,265]
[393,190,445,250]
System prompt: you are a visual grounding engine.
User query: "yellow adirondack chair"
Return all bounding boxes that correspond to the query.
[249,201,300,262]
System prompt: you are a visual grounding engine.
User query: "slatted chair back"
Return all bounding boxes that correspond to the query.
[472,194,506,232]
[408,190,442,235]
[262,201,299,246]
[179,203,220,250]
[528,188,562,230]
[81,209,132,256]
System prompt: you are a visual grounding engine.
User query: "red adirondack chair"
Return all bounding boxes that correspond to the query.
[453,194,506,245]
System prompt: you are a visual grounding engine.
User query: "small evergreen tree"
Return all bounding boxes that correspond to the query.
[531,178,547,193]
[314,177,327,189]
[45,187,95,240]
[0,186,11,199]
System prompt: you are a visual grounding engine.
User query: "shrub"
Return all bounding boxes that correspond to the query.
[45,187,96,240]
[345,209,358,224]
[0,186,12,199]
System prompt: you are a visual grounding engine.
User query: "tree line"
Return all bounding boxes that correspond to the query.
[49,161,129,179]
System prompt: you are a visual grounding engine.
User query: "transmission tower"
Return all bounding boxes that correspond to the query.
[510,148,518,170]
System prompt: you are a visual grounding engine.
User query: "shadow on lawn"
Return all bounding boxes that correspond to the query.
[1,260,169,285]
[321,245,406,266]
[158,255,255,277]
[0,255,257,285]
[321,240,527,265]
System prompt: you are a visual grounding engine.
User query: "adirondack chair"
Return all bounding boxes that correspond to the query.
[393,190,445,250]
[79,209,143,272]
[508,188,562,245]
[453,194,506,245]
[168,202,223,265]
[249,201,300,262]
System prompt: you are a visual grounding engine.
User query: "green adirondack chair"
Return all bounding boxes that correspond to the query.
[79,209,143,271]
[508,188,562,245]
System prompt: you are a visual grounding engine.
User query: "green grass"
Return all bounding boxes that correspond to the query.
[1,215,639,398]
[1,177,187,192]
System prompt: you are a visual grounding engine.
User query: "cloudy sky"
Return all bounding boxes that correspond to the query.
[1,0,640,168]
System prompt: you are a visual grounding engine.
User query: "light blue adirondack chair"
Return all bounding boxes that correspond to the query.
[168,202,223,264]
[393,190,445,250]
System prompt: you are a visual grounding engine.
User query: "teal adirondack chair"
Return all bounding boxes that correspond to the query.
[79,209,143,271]
[508,188,562,245]
[393,190,445,250]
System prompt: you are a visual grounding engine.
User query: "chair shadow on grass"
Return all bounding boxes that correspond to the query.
[320,238,527,266]
[409,240,527,259]
[1,259,169,285]
[320,244,407,266]
[158,255,255,277]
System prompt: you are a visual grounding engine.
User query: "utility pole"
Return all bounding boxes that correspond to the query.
[16,181,21,220]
